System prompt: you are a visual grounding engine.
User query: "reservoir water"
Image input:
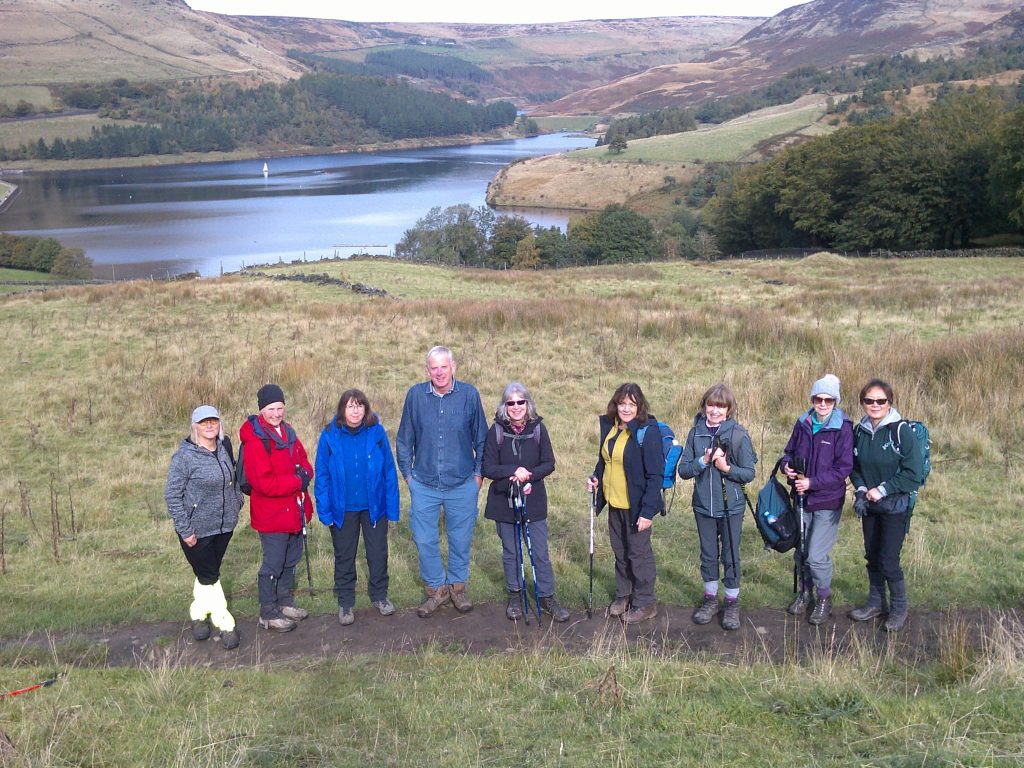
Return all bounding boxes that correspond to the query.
[0,133,594,278]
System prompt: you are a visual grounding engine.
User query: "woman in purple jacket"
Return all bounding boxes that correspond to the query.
[781,374,854,624]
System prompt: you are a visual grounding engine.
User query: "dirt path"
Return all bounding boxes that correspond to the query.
[2,603,1006,669]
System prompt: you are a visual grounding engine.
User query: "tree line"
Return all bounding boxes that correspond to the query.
[289,49,493,87]
[0,234,94,278]
[0,74,517,161]
[706,89,1024,252]
[395,204,659,268]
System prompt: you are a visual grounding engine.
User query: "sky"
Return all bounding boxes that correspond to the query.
[184,0,812,25]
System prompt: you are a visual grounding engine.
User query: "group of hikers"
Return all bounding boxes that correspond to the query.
[164,346,927,650]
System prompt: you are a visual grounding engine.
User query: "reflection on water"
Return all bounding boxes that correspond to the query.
[0,134,593,277]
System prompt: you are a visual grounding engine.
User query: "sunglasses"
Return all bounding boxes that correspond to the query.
[812,396,835,404]
[861,397,889,406]
[506,399,527,407]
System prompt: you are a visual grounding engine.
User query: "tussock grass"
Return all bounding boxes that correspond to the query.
[1,256,1024,764]
[3,257,1023,628]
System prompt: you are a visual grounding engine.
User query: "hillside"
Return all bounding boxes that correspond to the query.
[0,0,302,85]
[0,0,758,105]
[539,0,1023,114]
[229,15,760,103]
[488,95,831,211]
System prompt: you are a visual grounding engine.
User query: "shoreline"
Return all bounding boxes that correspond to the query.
[0,130,521,176]
[0,180,18,213]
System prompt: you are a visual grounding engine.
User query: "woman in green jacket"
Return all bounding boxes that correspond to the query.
[848,379,925,632]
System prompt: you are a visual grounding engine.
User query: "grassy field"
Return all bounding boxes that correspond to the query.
[533,116,603,132]
[1,255,1023,765]
[573,101,829,164]
[0,87,57,111]
[0,266,64,295]
[488,97,831,212]
[0,114,144,150]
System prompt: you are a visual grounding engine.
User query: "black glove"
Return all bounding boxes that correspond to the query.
[853,490,868,518]
[296,466,312,492]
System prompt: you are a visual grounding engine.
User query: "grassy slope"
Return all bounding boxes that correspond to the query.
[487,97,830,211]
[0,114,143,147]
[1,255,1024,765]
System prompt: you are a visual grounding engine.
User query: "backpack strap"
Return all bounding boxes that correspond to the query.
[636,425,648,446]
[495,422,542,447]
[222,435,236,467]
[888,420,909,453]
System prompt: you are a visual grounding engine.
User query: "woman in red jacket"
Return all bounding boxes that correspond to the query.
[240,383,314,633]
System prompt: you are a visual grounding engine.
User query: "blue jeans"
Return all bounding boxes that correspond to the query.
[408,476,480,588]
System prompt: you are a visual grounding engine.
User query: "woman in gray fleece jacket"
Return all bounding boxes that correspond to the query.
[164,405,244,649]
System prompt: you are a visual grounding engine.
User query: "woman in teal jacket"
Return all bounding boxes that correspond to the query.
[849,378,925,632]
[315,389,400,626]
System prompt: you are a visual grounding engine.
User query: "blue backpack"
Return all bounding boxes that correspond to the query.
[748,460,799,553]
[636,420,683,513]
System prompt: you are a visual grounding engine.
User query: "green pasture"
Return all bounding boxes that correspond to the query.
[573,104,829,163]
[0,114,141,149]
[1,255,1023,765]
[533,115,602,132]
[0,86,56,110]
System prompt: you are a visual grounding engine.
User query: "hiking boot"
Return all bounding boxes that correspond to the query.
[884,579,908,632]
[280,604,309,621]
[808,597,832,625]
[540,596,570,623]
[786,591,811,616]
[191,618,211,641]
[258,615,296,633]
[621,604,657,624]
[607,596,630,618]
[722,598,741,631]
[849,603,886,621]
[884,610,909,632]
[506,592,524,620]
[692,594,719,625]
[221,629,240,650]
[373,599,395,617]
[849,581,887,622]
[416,584,450,618]
[338,607,355,626]
[450,583,473,613]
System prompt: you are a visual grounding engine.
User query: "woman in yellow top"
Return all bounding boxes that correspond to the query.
[587,383,665,624]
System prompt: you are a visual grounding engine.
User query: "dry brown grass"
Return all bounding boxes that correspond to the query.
[1,256,1023,634]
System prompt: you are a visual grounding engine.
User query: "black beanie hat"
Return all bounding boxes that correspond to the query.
[257,383,285,411]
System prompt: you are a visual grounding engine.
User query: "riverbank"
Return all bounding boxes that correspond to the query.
[0,179,17,213]
[0,129,523,174]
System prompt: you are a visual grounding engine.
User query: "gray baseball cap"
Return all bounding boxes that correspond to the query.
[191,405,221,423]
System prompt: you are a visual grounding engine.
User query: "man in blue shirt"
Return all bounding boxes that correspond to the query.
[397,346,488,617]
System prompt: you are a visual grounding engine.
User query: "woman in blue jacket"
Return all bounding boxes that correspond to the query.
[586,382,664,624]
[678,383,757,631]
[780,374,854,625]
[315,389,400,626]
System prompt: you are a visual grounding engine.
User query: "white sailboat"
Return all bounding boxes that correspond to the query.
[262,162,269,178]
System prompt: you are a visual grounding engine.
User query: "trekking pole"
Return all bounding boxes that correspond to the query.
[297,491,315,597]
[509,483,529,623]
[3,673,62,699]
[517,486,543,626]
[714,436,739,594]
[588,488,596,620]
[792,457,807,596]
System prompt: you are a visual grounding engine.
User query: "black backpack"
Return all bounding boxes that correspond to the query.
[233,436,271,496]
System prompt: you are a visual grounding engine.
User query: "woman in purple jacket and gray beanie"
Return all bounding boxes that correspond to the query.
[780,374,854,624]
